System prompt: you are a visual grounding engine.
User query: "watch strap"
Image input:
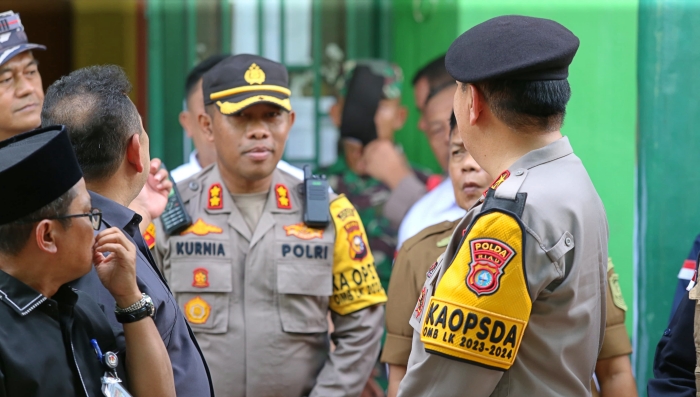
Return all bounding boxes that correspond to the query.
[116,304,152,323]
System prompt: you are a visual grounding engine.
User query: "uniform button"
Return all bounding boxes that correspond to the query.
[565,237,572,246]
[663,328,671,336]
[515,169,524,176]
[189,181,199,191]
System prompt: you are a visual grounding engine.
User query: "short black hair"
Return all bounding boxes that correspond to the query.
[471,79,571,132]
[412,54,452,88]
[0,187,76,255]
[185,54,229,101]
[41,65,142,181]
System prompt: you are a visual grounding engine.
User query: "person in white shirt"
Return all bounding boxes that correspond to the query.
[397,56,464,247]
[172,54,305,183]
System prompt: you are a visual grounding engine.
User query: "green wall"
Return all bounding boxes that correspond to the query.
[391,0,459,173]
[637,0,700,392]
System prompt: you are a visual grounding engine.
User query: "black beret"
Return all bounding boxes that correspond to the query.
[0,125,83,225]
[202,54,291,115]
[340,65,384,146]
[446,15,580,82]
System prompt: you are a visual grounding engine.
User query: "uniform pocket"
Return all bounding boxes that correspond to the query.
[170,259,232,334]
[277,260,331,333]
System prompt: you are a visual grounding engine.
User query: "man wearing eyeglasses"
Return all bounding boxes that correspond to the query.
[0,125,176,396]
[41,65,214,397]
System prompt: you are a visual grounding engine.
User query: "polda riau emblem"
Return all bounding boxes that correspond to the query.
[344,220,368,261]
[466,238,515,296]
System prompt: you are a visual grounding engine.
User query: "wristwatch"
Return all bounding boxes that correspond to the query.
[115,293,155,323]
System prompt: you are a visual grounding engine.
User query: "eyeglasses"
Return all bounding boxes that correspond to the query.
[22,208,103,231]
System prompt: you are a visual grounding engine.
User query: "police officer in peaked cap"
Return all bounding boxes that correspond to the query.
[154,54,387,397]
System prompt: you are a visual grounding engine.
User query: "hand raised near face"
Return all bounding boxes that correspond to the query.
[93,227,141,308]
[130,158,173,220]
[362,139,411,189]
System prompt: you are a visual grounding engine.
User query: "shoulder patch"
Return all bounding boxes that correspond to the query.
[608,271,627,311]
[421,210,530,371]
[143,222,156,249]
[329,195,387,315]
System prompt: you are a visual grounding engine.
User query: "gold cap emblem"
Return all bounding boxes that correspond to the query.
[244,63,265,85]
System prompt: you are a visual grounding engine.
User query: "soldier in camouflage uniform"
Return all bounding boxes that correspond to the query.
[323,60,431,293]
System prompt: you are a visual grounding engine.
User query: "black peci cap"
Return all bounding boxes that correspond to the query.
[445,15,579,83]
[0,125,83,225]
[202,54,291,115]
[0,10,46,66]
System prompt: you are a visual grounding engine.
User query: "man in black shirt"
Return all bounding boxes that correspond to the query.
[41,65,214,397]
[0,126,175,396]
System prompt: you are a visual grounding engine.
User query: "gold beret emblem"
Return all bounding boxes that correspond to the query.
[244,63,265,85]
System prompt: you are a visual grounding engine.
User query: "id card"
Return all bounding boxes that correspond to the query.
[102,373,133,397]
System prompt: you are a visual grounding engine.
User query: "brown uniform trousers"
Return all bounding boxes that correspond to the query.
[155,165,386,397]
[382,222,631,397]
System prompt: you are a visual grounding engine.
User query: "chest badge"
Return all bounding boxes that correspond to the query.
[208,183,224,210]
[181,218,223,236]
[184,296,211,324]
[284,222,324,240]
[344,221,368,261]
[466,238,516,296]
[275,184,292,209]
[192,268,210,288]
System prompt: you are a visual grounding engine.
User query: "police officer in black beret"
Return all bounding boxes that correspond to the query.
[397,15,609,396]
[0,126,175,396]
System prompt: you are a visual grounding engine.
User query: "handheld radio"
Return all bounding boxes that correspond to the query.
[159,164,192,235]
[301,165,330,229]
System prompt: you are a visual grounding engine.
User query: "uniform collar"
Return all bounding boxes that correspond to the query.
[204,165,300,215]
[0,269,47,316]
[189,149,200,167]
[508,136,573,172]
[89,191,143,237]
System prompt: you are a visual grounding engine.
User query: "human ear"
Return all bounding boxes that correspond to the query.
[179,111,194,138]
[392,105,408,130]
[329,100,342,128]
[198,112,215,143]
[469,84,483,126]
[125,134,145,173]
[34,220,58,254]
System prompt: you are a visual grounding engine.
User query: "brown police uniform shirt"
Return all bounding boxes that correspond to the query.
[154,164,387,397]
[592,258,632,397]
[381,219,458,365]
[398,137,609,397]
